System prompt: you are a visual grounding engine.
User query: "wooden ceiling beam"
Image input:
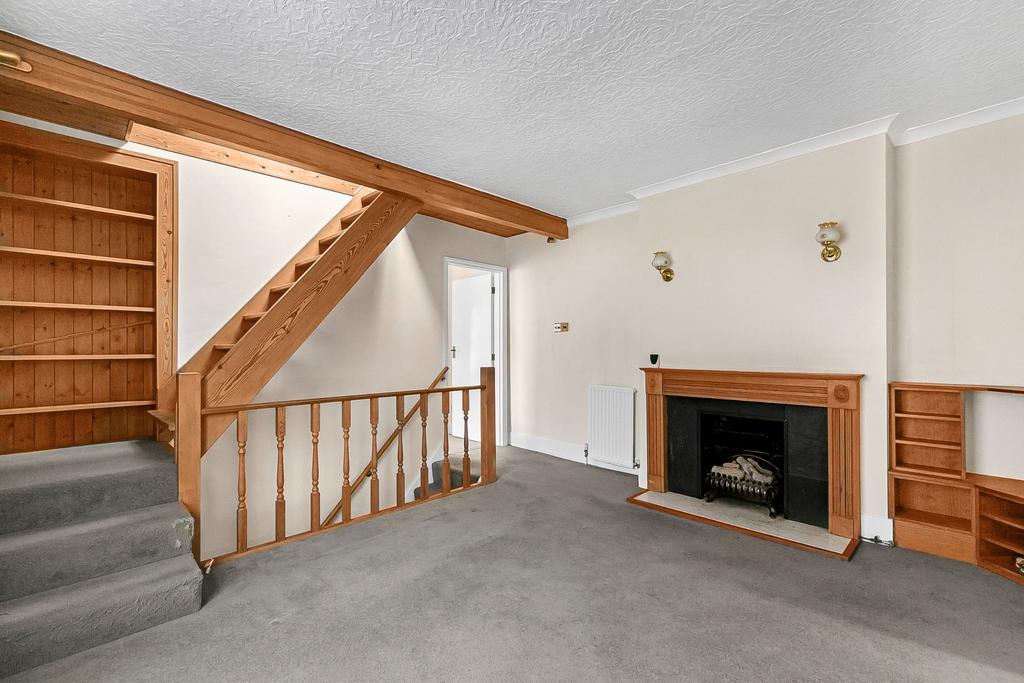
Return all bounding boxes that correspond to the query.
[125,123,363,196]
[0,33,567,240]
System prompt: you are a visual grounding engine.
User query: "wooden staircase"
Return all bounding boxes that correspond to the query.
[153,187,421,452]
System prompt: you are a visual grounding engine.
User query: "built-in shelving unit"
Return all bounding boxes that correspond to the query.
[1,122,176,454]
[889,383,1024,585]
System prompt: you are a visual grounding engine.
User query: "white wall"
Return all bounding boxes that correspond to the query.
[200,216,509,557]
[895,114,1024,479]
[509,135,894,537]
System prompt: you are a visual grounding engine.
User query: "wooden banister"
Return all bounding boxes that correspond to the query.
[480,366,496,485]
[176,372,202,560]
[321,367,448,526]
[203,380,474,415]
[193,366,496,567]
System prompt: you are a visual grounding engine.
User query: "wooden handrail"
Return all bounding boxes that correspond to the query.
[186,366,497,565]
[321,367,448,526]
[202,381,479,415]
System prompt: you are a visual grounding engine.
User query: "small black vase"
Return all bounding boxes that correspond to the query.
[649,354,660,367]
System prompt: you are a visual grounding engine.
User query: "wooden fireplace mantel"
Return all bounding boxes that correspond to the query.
[641,368,863,540]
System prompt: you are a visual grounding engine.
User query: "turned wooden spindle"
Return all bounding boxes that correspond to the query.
[396,394,406,507]
[236,411,248,553]
[275,406,286,542]
[462,388,471,489]
[420,393,429,499]
[310,403,321,532]
[442,391,451,494]
[369,397,380,514]
[341,399,352,523]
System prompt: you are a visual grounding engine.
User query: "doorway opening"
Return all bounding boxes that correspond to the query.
[443,258,508,447]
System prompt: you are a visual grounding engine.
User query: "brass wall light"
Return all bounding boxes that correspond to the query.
[0,49,32,73]
[815,221,841,262]
[651,251,674,282]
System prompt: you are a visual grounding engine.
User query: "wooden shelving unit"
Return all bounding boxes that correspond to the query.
[889,383,1024,585]
[1,122,176,455]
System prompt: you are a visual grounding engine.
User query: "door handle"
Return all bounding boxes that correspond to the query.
[450,346,456,358]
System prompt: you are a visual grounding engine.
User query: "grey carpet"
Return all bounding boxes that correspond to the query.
[12,446,1024,682]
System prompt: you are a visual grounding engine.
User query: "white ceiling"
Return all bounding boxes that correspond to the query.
[3,1,1023,219]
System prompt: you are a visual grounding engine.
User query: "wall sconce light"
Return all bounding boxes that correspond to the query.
[815,221,841,262]
[0,49,32,73]
[651,251,674,282]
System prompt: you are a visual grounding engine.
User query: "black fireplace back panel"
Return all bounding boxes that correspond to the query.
[666,397,828,528]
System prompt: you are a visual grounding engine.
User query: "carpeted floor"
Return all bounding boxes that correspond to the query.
[13,446,1024,681]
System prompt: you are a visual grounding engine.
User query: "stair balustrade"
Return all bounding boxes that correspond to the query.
[175,367,496,564]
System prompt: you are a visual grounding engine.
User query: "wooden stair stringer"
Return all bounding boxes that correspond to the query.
[156,189,374,414]
[201,191,422,451]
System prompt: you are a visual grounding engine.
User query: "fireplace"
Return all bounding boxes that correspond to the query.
[637,368,863,546]
[666,397,828,528]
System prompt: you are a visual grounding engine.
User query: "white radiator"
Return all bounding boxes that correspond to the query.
[587,385,636,470]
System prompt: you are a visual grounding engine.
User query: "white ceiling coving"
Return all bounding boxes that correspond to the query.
[2,1,1023,220]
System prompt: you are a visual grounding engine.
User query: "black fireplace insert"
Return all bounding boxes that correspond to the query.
[666,396,828,528]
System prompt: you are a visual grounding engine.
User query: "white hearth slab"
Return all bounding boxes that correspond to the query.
[633,490,852,555]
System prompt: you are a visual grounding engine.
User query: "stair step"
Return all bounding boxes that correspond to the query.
[212,343,234,353]
[413,482,446,500]
[0,501,193,602]
[294,255,318,274]
[361,190,382,205]
[431,457,480,489]
[318,232,342,252]
[147,409,175,431]
[0,554,202,677]
[268,282,294,297]
[0,440,176,536]
[241,312,264,324]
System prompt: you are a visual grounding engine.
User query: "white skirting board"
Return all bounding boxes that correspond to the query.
[860,514,894,543]
[510,432,639,476]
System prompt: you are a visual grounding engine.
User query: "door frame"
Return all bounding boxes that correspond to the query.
[442,257,509,447]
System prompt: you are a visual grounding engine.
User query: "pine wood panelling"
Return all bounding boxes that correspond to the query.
[0,121,175,454]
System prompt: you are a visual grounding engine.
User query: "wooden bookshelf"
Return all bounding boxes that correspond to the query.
[889,382,1024,585]
[0,120,176,455]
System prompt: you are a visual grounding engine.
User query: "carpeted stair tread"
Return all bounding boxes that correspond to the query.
[430,457,480,489]
[0,440,176,535]
[0,553,202,677]
[0,502,194,602]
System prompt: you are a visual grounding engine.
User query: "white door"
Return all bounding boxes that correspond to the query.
[450,272,493,442]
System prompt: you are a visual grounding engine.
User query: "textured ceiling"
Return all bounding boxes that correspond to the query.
[3,1,1024,217]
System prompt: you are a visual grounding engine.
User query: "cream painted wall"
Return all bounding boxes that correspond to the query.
[509,135,894,538]
[895,114,1024,479]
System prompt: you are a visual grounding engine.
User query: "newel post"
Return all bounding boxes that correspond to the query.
[480,366,496,484]
[176,372,203,560]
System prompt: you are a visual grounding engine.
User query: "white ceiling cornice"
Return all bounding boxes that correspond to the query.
[566,98,1024,226]
[566,201,639,228]
[892,95,1024,146]
[627,115,897,200]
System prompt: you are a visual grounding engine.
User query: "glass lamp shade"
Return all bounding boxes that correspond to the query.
[815,224,840,244]
[651,251,671,268]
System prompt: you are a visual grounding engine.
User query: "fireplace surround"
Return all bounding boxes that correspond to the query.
[634,368,863,553]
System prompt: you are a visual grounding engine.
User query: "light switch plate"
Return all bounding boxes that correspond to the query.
[553,322,569,333]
